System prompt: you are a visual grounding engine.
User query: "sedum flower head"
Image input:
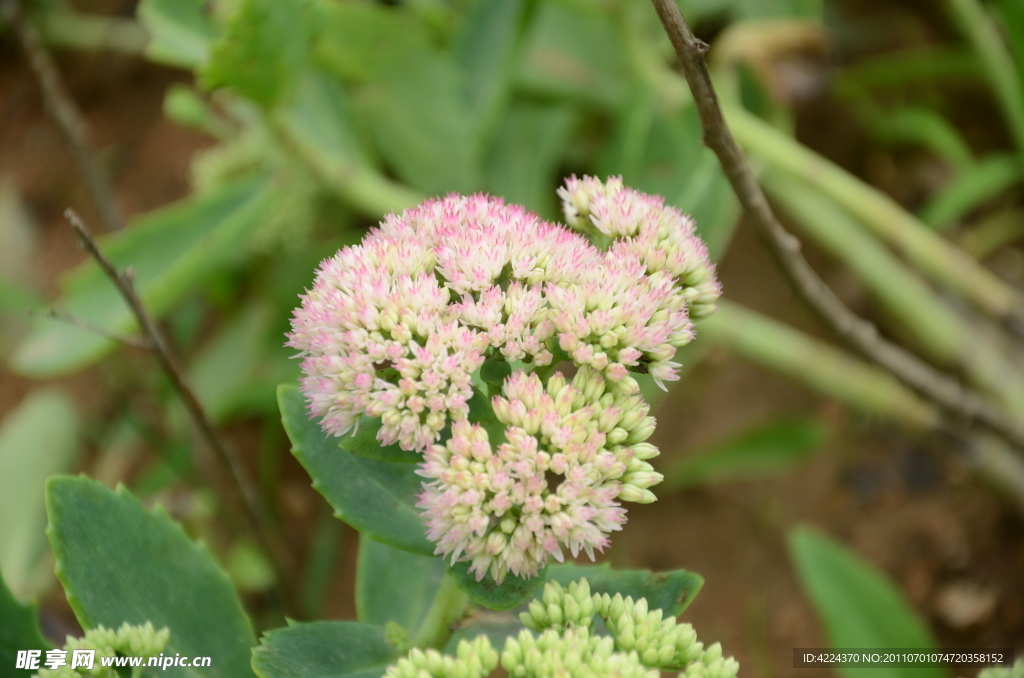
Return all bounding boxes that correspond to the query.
[558,175,721,320]
[417,369,664,583]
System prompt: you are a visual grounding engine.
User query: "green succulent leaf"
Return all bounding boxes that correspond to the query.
[546,563,704,617]
[137,0,217,69]
[253,622,399,678]
[447,560,546,612]
[278,385,433,555]
[46,477,256,678]
[356,539,446,635]
[339,417,421,464]
[789,527,949,678]
[0,569,50,672]
[200,0,320,108]
[0,389,78,599]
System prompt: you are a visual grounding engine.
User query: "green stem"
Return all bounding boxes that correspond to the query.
[703,301,940,430]
[268,115,425,219]
[707,303,1024,517]
[35,10,148,55]
[763,171,1024,416]
[411,571,470,650]
[727,105,1024,323]
[947,0,1024,155]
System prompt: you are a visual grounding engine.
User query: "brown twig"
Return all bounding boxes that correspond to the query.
[1,0,126,232]
[28,307,151,351]
[63,209,295,607]
[648,0,1024,452]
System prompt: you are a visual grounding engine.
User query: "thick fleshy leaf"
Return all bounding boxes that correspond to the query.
[356,538,446,633]
[253,622,398,678]
[547,564,703,618]
[278,385,433,555]
[662,417,828,489]
[315,1,480,195]
[360,65,482,195]
[137,0,217,68]
[0,390,78,599]
[11,176,272,378]
[200,0,319,108]
[0,569,50,672]
[46,477,256,678]
[339,418,420,464]
[454,0,534,142]
[517,1,626,108]
[448,560,546,612]
[273,68,422,218]
[484,102,577,218]
[789,528,948,678]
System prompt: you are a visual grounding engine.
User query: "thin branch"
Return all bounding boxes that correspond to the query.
[1,0,126,232]
[648,0,1024,452]
[28,307,151,351]
[63,209,295,607]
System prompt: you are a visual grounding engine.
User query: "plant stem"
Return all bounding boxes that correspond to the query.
[704,302,939,430]
[724,105,1024,328]
[946,0,1024,156]
[647,0,1024,451]
[269,114,424,219]
[764,171,1024,417]
[37,10,148,55]
[63,210,296,611]
[1,0,126,231]
[706,302,1024,516]
[411,571,470,650]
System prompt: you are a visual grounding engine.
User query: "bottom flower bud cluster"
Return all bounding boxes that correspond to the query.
[417,368,664,584]
[383,579,739,678]
[32,622,170,678]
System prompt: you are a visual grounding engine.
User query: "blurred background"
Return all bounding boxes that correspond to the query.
[1,0,1022,676]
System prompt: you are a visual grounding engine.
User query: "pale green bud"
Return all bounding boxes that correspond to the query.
[631,442,660,460]
[618,486,657,503]
[627,418,657,443]
[564,593,581,623]
[623,471,664,490]
[607,427,629,444]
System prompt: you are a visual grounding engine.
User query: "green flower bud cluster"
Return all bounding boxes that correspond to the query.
[979,659,1024,678]
[678,643,739,678]
[33,622,169,678]
[502,627,655,678]
[384,636,498,678]
[383,579,738,678]
[521,579,597,631]
[593,591,703,669]
[522,579,739,675]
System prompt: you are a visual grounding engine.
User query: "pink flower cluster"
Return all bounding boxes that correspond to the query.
[417,369,662,583]
[288,177,721,581]
[559,176,721,319]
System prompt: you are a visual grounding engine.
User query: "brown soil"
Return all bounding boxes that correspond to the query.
[1,6,1021,678]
